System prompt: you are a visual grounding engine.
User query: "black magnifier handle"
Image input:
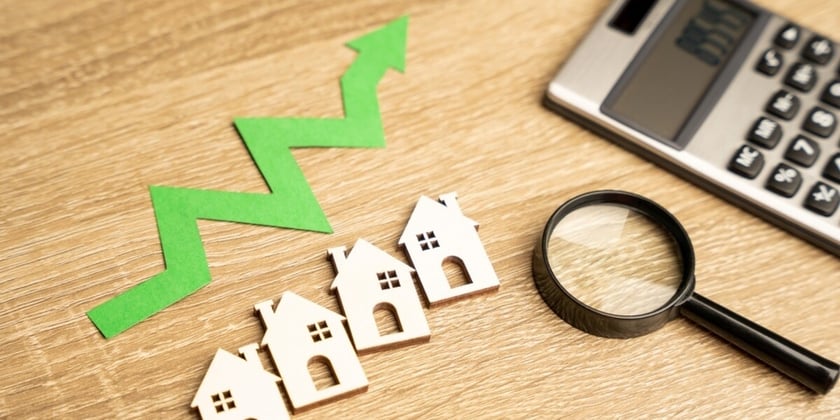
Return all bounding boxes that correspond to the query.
[680,293,839,394]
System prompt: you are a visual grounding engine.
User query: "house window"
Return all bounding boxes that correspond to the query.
[377,270,401,290]
[308,320,332,342]
[416,231,439,251]
[211,390,236,413]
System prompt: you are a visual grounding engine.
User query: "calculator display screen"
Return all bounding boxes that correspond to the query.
[604,0,756,143]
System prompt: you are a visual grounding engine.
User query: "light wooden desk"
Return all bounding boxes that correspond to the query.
[2,0,839,417]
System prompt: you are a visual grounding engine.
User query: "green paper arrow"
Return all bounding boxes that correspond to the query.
[87,16,409,339]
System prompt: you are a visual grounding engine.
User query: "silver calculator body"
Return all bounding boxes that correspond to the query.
[545,0,840,256]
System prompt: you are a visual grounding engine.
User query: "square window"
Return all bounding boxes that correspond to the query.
[307,321,332,342]
[417,231,440,251]
[211,391,236,413]
[377,270,401,290]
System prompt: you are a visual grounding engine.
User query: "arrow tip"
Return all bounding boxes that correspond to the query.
[346,15,408,73]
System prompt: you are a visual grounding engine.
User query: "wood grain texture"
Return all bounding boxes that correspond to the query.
[1,0,838,417]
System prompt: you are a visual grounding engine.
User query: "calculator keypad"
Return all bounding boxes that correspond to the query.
[784,62,817,92]
[774,24,800,49]
[825,153,840,183]
[784,135,820,167]
[756,48,784,76]
[805,182,839,216]
[820,80,840,107]
[765,90,800,120]
[766,163,802,197]
[747,117,782,148]
[729,145,765,179]
[729,21,840,220]
[802,36,834,65]
[802,106,836,137]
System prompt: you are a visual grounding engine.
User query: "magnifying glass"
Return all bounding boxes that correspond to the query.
[532,190,839,394]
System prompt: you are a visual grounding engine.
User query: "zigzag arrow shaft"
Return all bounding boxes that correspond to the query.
[87,17,408,338]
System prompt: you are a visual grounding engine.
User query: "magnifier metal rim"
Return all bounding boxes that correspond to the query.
[533,190,696,338]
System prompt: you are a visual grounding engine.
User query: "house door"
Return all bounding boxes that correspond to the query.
[373,302,402,336]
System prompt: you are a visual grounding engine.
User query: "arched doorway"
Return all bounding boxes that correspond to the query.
[442,256,472,288]
[373,302,403,336]
[307,356,338,390]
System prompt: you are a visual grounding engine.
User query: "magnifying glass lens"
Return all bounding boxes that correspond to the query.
[547,204,684,316]
[536,191,838,393]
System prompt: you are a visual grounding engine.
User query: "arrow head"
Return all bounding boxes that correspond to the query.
[346,16,408,73]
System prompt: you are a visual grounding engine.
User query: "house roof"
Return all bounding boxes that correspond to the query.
[329,238,414,290]
[191,348,280,407]
[260,292,345,346]
[398,195,478,244]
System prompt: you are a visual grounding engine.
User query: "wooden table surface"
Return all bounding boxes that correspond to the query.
[2,0,839,417]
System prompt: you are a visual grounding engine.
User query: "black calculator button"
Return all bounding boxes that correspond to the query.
[766,164,802,197]
[747,117,782,148]
[820,80,840,108]
[802,106,837,137]
[775,24,800,49]
[804,182,839,216]
[756,48,784,76]
[728,145,764,179]
[784,135,820,167]
[765,90,800,120]
[824,153,840,183]
[802,35,834,65]
[784,62,817,92]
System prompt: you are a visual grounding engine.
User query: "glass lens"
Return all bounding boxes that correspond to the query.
[547,203,684,316]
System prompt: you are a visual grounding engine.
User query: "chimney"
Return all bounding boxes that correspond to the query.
[238,343,264,370]
[254,299,276,330]
[438,192,462,215]
[327,246,348,273]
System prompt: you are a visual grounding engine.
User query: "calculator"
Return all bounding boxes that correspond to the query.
[544,0,840,256]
